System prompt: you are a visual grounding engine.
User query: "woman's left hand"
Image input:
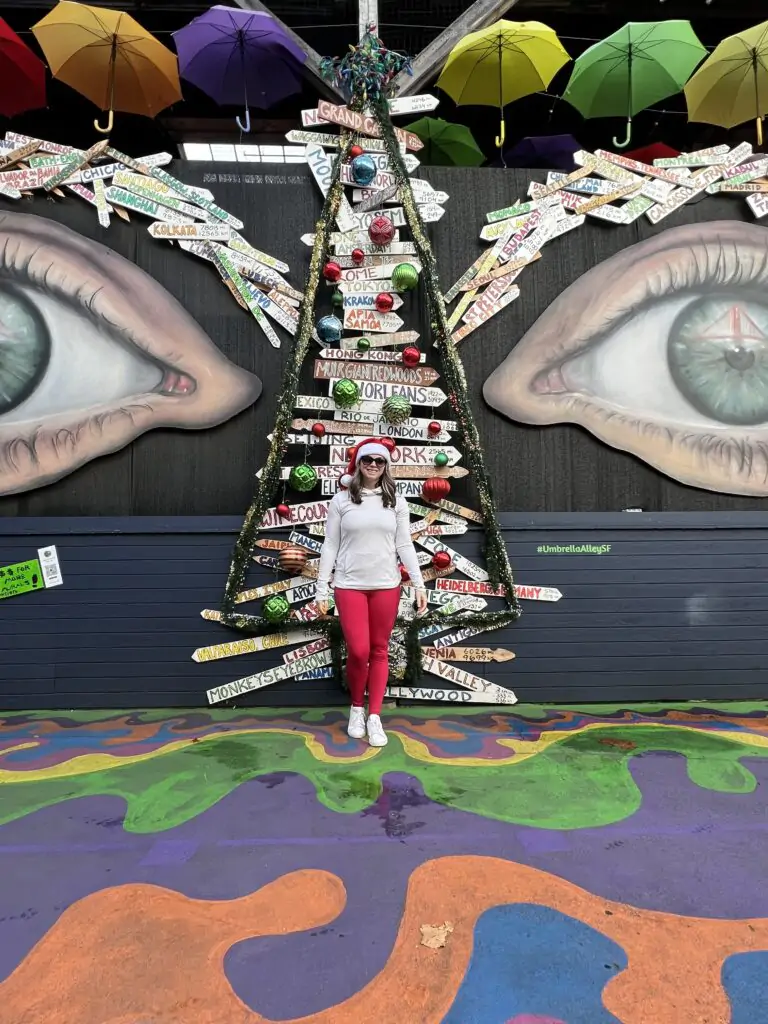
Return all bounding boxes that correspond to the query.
[415,588,428,616]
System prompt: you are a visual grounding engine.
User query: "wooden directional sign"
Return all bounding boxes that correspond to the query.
[421,655,517,704]
[386,686,489,704]
[341,330,420,348]
[646,165,722,224]
[340,164,430,192]
[291,417,451,443]
[326,380,446,406]
[315,359,437,387]
[335,263,420,283]
[593,149,690,185]
[192,629,319,663]
[305,143,357,232]
[259,499,331,530]
[288,129,385,152]
[207,649,333,704]
[435,577,563,601]
[316,346,423,363]
[112,171,207,220]
[0,165,69,190]
[422,646,515,663]
[316,101,424,151]
[461,254,539,291]
[335,279,394,293]
[417,203,446,223]
[463,275,520,324]
[335,242,417,257]
[416,535,489,581]
[358,151,420,174]
[355,206,407,228]
[353,187,449,207]
[0,139,41,170]
[436,499,483,523]
[92,178,110,228]
[388,93,439,116]
[343,308,404,332]
[283,636,330,664]
[341,292,404,312]
[327,443,459,466]
[229,235,290,274]
[452,287,519,344]
[210,247,281,347]
[148,221,232,240]
[355,183,399,212]
[234,574,313,602]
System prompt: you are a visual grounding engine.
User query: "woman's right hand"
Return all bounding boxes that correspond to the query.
[316,600,329,615]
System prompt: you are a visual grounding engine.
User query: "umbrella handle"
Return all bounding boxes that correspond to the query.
[236,108,251,134]
[495,118,506,149]
[94,109,114,134]
[612,118,632,149]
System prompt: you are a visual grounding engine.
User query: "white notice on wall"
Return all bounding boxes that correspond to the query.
[37,545,63,588]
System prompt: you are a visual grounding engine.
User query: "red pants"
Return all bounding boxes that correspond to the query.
[335,586,400,716]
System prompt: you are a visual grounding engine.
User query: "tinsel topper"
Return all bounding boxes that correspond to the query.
[320,28,412,107]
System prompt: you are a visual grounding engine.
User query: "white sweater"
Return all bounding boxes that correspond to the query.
[315,488,425,601]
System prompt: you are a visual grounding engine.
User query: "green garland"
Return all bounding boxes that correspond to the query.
[216,35,521,694]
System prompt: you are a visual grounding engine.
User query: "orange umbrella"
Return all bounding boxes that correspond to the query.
[32,1,182,132]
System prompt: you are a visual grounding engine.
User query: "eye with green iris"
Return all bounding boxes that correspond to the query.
[668,296,768,426]
[0,284,51,416]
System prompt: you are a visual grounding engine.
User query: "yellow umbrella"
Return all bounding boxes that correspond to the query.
[685,21,768,145]
[32,1,182,133]
[437,20,570,148]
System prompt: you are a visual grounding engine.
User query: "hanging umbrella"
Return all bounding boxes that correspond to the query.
[563,21,707,148]
[437,20,570,148]
[31,1,182,133]
[404,117,485,166]
[173,6,305,133]
[493,134,580,171]
[685,21,768,146]
[625,141,680,163]
[0,16,46,117]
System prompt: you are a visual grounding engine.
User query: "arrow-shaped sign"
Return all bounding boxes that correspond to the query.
[316,100,423,151]
[334,279,394,294]
[417,203,445,223]
[421,655,517,705]
[290,417,451,442]
[422,646,515,663]
[326,380,446,406]
[192,629,319,663]
[340,292,404,312]
[335,242,416,257]
[354,183,400,211]
[207,649,333,704]
[334,263,420,282]
[327,443,459,466]
[435,577,563,601]
[342,307,404,332]
[315,359,437,386]
[316,346,423,362]
[416,535,489,581]
[305,143,357,232]
[148,221,232,240]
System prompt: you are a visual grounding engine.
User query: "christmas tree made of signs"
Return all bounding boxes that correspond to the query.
[198,33,523,708]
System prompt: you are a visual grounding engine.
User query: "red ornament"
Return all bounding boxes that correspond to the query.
[311,422,326,438]
[349,144,364,159]
[369,215,395,246]
[427,421,441,437]
[375,291,394,313]
[380,437,397,453]
[421,477,451,504]
[432,550,452,570]
[351,248,366,265]
[346,446,356,459]
[276,503,292,520]
[322,261,342,282]
[399,564,410,582]
[402,345,421,368]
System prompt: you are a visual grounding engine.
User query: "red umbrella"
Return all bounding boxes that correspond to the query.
[0,17,46,118]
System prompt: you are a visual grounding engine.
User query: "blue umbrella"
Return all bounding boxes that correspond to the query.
[492,134,580,171]
[173,6,306,132]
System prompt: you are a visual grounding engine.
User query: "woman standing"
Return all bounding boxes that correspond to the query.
[315,438,428,746]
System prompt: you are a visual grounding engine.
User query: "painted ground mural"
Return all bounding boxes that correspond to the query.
[2,704,768,1022]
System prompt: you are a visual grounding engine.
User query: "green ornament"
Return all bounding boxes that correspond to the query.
[356,337,371,352]
[331,289,344,307]
[289,463,318,492]
[263,594,290,623]
[434,451,449,467]
[392,262,419,292]
[382,394,412,424]
[333,378,361,409]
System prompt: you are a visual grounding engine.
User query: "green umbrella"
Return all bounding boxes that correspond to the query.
[563,20,707,148]
[404,116,485,166]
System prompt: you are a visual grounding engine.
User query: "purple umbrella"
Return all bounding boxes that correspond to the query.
[492,134,580,171]
[173,6,306,132]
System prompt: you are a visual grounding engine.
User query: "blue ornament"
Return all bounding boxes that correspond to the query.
[351,154,377,186]
[317,314,343,344]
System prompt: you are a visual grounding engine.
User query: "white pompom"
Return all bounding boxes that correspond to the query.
[340,473,353,488]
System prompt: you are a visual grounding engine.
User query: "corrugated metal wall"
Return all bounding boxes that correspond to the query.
[2,513,767,709]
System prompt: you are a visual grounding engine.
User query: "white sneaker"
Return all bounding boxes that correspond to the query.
[366,714,388,747]
[348,706,366,739]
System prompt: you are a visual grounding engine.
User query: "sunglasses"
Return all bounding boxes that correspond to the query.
[360,456,387,467]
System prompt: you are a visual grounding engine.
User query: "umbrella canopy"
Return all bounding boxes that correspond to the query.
[494,133,579,171]
[32,1,182,133]
[685,21,768,144]
[437,20,570,147]
[173,6,305,132]
[0,16,46,117]
[404,116,485,166]
[563,21,707,148]
[625,141,680,163]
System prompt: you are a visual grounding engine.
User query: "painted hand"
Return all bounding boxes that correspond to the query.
[415,589,428,616]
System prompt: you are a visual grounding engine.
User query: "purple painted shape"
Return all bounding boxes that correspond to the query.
[1,756,768,1020]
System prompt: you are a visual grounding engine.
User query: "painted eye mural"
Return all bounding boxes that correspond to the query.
[484,221,768,496]
[0,212,261,496]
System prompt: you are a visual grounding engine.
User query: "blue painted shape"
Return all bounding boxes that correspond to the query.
[442,903,626,1024]
[722,949,768,1023]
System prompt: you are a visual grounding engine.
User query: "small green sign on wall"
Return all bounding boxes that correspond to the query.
[0,559,45,601]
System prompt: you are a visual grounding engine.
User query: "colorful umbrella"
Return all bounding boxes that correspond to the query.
[404,117,485,166]
[32,1,182,133]
[685,21,768,145]
[493,134,579,171]
[437,20,570,148]
[563,21,707,148]
[173,6,305,133]
[0,16,46,117]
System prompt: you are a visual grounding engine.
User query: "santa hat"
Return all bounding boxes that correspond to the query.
[339,436,396,489]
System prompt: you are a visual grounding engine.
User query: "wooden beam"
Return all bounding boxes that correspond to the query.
[393,0,521,97]
[231,0,346,102]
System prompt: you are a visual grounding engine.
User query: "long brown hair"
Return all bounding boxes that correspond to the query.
[348,461,397,507]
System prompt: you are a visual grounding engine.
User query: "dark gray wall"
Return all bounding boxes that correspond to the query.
[3,514,767,709]
[0,161,764,518]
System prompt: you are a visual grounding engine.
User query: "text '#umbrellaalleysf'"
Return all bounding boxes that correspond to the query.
[537,544,612,554]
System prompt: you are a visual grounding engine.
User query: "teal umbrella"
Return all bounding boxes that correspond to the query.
[405,116,485,166]
[563,21,707,147]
